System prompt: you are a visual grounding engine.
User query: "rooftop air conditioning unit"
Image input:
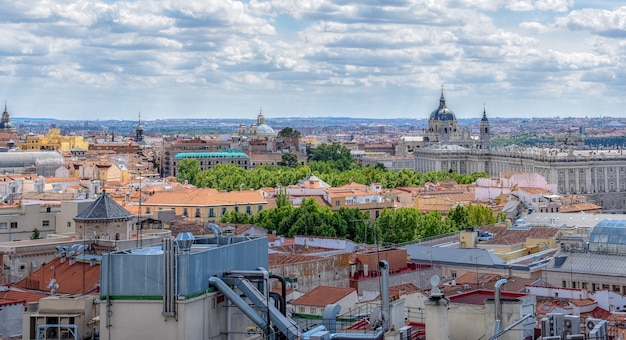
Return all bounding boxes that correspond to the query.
[563,315,581,338]
[398,326,412,340]
[585,317,602,337]
[588,319,608,340]
[566,335,584,340]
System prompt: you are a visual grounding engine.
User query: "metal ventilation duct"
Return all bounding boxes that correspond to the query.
[175,232,195,253]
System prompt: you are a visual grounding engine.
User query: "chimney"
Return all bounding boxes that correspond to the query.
[424,274,449,340]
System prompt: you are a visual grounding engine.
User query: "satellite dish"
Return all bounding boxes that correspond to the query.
[370,306,382,328]
[430,275,440,287]
[429,275,443,298]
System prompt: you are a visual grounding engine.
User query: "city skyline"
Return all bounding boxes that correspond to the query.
[1,1,625,120]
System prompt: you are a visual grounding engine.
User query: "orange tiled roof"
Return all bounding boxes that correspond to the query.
[454,272,499,285]
[517,187,551,195]
[268,253,324,266]
[560,202,602,213]
[478,225,560,245]
[143,188,266,206]
[15,256,100,295]
[0,287,47,304]
[291,286,355,307]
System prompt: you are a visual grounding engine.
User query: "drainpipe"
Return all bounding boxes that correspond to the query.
[378,260,390,332]
[493,278,508,338]
[270,274,287,316]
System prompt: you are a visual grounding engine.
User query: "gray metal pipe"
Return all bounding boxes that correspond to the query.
[494,278,507,321]
[378,260,390,332]
[493,278,508,338]
[207,223,222,238]
[208,277,269,331]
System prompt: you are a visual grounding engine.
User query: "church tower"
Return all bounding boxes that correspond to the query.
[480,104,491,149]
[426,87,459,143]
[135,112,144,143]
[0,101,17,133]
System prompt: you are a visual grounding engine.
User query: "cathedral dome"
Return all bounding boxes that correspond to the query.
[429,88,456,121]
[0,120,15,130]
[256,123,276,135]
[254,110,277,137]
[430,106,456,121]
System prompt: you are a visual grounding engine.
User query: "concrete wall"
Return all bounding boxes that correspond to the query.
[22,295,99,340]
[448,301,486,340]
[484,296,536,340]
[270,253,350,293]
[0,203,58,242]
[0,301,24,338]
[100,291,261,340]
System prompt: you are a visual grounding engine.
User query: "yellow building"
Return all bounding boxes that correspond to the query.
[21,128,89,151]
[142,187,268,223]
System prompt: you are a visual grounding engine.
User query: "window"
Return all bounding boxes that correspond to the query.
[146,207,150,214]
[195,208,201,218]
[42,220,50,227]
[209,208,215,217]
[335,200,340,206]
[299,307,305,313]
[246,206,252,214]
[10,222,17,229]
[310,308,317,314]
[183,208,188,217]
[0,222,6,229]
[46,207,51,213]
[258,205,263,212]
[221,207,227,216]
[234,206,239,213]
[451,271,457,278]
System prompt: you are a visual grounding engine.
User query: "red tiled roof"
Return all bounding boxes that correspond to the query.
[478,225,560,245]
[0,287,47,305]
[449,289,529,305]
[291,286,355,307]
[15,256,100,295]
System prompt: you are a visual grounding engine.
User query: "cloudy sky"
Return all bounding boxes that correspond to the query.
[1,0,625,120]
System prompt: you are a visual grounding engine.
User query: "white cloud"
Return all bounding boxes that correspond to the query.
[0,0,624,119]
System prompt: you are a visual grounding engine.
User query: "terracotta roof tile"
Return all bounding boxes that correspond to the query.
[144,188,266,206]
[478,225,560,245]
[0,287,47,304]
[291,286,356,306]
[15,256,100,295]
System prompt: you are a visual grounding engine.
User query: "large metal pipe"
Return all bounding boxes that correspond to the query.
[207,223,222,238]
[162,237,176,317]
[493,278,508,338]
[378,260,390,332]
[494,278,507,321]
[270,274,287,316]
[208,277,269,331]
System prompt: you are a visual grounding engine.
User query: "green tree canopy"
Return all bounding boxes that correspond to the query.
[278,153,300,168]
[176,158,201,185]
[277,127,302,139]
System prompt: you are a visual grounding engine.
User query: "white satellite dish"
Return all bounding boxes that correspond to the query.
[429,275,443,298]
[369,306,388,329]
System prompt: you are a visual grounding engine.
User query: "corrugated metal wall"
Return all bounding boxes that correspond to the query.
[101,237,268,297]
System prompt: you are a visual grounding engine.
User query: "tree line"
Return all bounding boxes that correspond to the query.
[177,141,488,190]
[220,197,502,245]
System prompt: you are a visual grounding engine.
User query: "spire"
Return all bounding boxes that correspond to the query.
[135,112,144,142]
[481,103,489,122]
[137,112,143,129]
[439,85,446,108]
[257,108,265,125]
[3,101,7,114]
